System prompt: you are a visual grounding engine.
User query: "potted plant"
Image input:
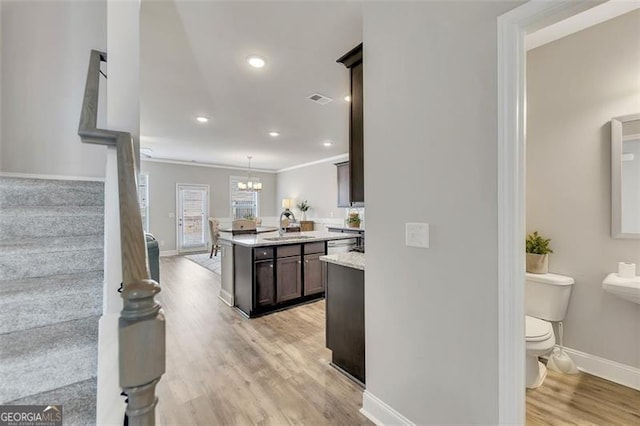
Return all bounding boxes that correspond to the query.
[297,200,310,221]
[526,231,553,274]
[346,210,361,228]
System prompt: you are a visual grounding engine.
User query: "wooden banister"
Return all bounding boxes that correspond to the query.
[79,50,165,426]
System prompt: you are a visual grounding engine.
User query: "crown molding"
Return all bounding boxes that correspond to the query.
[141,153,350,174]
[276,153,349,173]
[141,157,277,173]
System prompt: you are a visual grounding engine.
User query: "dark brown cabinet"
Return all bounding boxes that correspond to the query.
[303,253,324,296]
[276,256,302,303]
[325,262,365,385]
[234,241,328,317]
[337,43,364,205]
[254,260,275,307]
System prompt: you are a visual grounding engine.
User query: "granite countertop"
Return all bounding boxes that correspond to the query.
[218,230,355,248]
[320,252,365,271]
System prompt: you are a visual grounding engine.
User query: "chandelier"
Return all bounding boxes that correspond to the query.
[237,156,262,192]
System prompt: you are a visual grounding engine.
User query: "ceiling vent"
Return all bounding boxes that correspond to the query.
[308,93,333,105]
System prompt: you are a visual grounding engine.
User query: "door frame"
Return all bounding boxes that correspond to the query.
[496,0,605,423]
[175,183,210,254]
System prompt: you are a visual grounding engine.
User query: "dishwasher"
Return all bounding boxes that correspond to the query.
[327,238,357,254]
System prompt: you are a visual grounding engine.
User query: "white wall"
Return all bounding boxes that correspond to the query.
[363,1,520,423]
[0,2,3,169]
[276,157,348,226]
[141,160,277,252]
[527,10,640,368]
[0,0,107,178]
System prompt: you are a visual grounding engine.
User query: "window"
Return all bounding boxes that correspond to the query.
[138,172,149,232]
[230,176,260,219]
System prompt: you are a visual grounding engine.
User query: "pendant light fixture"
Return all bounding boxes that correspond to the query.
[237,156,262,192]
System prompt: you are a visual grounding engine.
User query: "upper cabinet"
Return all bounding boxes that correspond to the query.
[337,43,364,205]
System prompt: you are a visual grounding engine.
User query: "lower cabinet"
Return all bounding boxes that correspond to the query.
[255,260,275,307]
[234,241,328,317]
[325,262,365,384]
[303,253,324,296]
[276,256,302,303]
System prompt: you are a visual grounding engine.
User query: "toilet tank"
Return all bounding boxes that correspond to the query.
[525,272,575,322]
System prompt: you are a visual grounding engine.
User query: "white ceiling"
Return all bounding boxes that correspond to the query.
[140,0,363,171]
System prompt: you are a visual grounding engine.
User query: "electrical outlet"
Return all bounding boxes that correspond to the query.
[160,240,165,247]
[406,223,429,248]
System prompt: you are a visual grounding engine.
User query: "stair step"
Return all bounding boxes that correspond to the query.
[0,206,104,241]
[0,177,104,207]
[0,271,103,334]
[0,235,103,255]
[0,236,103,280]
[0,316,99,403]
[8,378,97,426]
[0,205,104,217]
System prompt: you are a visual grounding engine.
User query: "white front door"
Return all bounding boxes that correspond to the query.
[176,184,209,253]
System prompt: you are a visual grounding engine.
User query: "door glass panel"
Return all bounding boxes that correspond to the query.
[179,186,207,250]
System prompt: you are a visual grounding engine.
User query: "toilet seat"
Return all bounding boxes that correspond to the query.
[526,316,553,342]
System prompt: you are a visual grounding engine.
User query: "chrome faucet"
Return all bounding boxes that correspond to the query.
[279,209,296,236]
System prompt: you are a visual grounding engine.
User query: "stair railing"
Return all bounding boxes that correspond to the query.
[78,50,165,426]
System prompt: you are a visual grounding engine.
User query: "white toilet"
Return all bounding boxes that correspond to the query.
[525,272,574,388]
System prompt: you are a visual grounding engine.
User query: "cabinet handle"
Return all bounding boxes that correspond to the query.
[298,260,302,264]
[263,251,267,256]
[270,264,273,268]
[305,260,309,263]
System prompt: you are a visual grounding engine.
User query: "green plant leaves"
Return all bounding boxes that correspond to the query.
[526,231,554,254]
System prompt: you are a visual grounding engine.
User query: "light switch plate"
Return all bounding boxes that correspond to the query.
[406,223,429,248]
[169,212,175,218]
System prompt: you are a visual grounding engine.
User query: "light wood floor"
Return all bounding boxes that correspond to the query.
[527,366,640,425]
[158,256,640,425]
[156,256,372,425]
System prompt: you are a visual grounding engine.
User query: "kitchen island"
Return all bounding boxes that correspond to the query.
[320,252,365,386]
[219,231,354,318]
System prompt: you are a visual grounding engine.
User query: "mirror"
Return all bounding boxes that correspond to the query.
[611,114,640,238]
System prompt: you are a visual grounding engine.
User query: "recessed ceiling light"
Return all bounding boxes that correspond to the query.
[247,55,266,68]
[196,116,209,123]
[323,141,333,147]
[269,131,280,137]
[344,95,351,102]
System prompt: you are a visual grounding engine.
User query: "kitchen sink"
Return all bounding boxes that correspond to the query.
[263,235,315,241]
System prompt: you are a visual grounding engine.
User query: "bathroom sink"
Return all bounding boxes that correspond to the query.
[263,236,315,241]
[602,273,640,305]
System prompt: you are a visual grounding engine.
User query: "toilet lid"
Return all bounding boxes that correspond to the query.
[525,316,553,342]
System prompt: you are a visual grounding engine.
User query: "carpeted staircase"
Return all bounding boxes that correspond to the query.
[0,177,104,425]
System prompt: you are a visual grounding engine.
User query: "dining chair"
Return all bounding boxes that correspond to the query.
[208,217,221,258]
[231,219,257,235]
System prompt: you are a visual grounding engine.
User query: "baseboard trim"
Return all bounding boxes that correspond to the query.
[361,390,415,426]
[160,250,178,257]
[0,171,105,182]
[559,346,640,390]
[219,289,234,307]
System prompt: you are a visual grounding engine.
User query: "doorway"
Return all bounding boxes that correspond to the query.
[176,183,209,254]
[496,0,634,423]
